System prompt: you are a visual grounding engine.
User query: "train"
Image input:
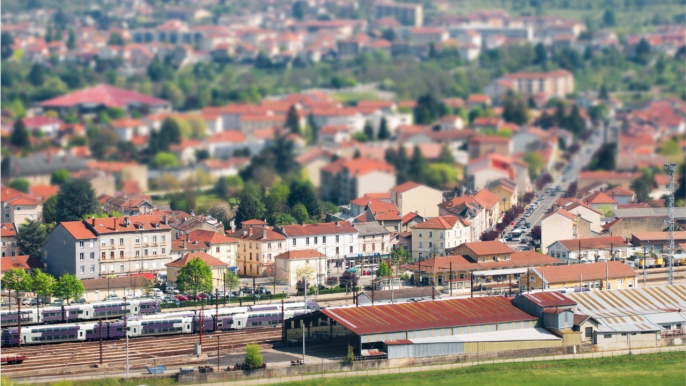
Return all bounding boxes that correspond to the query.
[1,301,318,346]
[0,299,161,327]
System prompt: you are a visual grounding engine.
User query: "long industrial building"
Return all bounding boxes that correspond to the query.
[283,296,577,359]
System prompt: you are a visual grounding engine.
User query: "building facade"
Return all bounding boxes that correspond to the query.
[411,216,471,260]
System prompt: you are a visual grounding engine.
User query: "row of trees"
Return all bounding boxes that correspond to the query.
[384,144,457,189]
[1,268,85,310]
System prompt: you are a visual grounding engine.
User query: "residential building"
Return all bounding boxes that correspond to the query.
[364,200,402,232]
[42,215,173,280]
[485,70,575,99]
[563,200,603,234]
[227,222,287,277]
[295,148,332,188]
[352,222,392,258]
[465,153,529,194]
[583,191,618,213]
[103,196,155,216]
[1,255,31,278]
[525,262,637,291]
[166,252,228,290]
[577,171,641,191]
[438,195,486,242]
[390,181,443,217]
[411,216,471,260]
[81,276,152,302]
[1,186,43,224]
[275,221,359,264]
[449,240,515,264]
[604,186,635,205]
[485,178,518,211]
[630,231,686,254]
[374,1,424,27]
[468,135,513,159]
[274,249,328,287]
[546,236,632,263]
[320,158,396,204]
[474,189,502,230]
[170,230,238,271]
[1,223,19,257]
[540,209,592,254]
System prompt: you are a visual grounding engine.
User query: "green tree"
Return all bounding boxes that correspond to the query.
[17,220,47,261]
[631,173,653,203]
[150,117,183,151]
[292,1,306,20]
[52,274,85,304]
[389,246,411,275]
[602,9,616,26]
[599,84,609,99]
[1,268,29,311]
[363,123,375,142]
[343,344,355,366]
[561,105,586,135]
[414,94,446,124]
[148,56,165,82]
[28,269,55,307]
[288,180,321,221]
[161,82,185,109]
[425,164,457,188]
[1,31,14,59]
[634,38,651,64]
[307,114,319,144]
[66,28,76,50]
[285,105,300,134]
[275,213,297,225]
[214,175,244,200]
[56,178,99,222]
[50,169,71,185]
[587,143,616,171]
[10,118,30,148]
[153,152,180,168]
[28,63,46,86]
[382,28,397,42]
[8,178,30,193]
[225,270,240,295]
[265,183,291,225]
[523,152,546,180]
[291,203,309,224]
[408,146,429,183]
[176,257,213,299]
[659,139,680,156]
[235,182,266,227]
[43,195,58,224]
[377,117,390,140]
[245,344,263,368]
[502,90,529,125]
[533,42,547,68]
[108,32,125,46]
[376,261,392,277]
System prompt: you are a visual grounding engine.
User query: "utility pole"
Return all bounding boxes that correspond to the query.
[302,322,306,364]
[217,335,221,371]
[199,299,204,346]
[17,299,21,348]
[449,261,453,297]
[215,288,219,331]
[642,245,647,287]
[665,162,676,285]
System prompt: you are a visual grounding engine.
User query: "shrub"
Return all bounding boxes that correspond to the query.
[245,344,263,369]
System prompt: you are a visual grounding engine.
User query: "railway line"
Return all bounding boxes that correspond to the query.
[1,327,282,378]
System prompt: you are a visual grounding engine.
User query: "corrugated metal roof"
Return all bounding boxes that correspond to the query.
[523,292,577,307]
[321,296,537,336]
[569,284,686,333]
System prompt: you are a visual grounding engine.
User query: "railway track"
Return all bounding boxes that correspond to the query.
[1,327,282,378]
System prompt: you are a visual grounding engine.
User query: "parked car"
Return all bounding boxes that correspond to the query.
[21,298,31,305]
[165,286,180,294]
[73,298,87,304]
[173,294,189,301]
[104,294,120,301]
[30,298,45,306]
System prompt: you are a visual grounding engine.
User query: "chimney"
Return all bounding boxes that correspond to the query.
[249,228,253,236]
[114,220,118,231]
[163,215,168,225]
[335,221,339,226]
[183,239,187,249]
[263,229,267,239]
[91,217,96,226]
[243,230,247,236]
[186,233,190,241]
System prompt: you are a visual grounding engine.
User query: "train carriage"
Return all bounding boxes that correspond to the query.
[0,310,39,328]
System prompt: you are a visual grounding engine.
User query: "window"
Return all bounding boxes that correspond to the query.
[439,232,443,239]
[216,246,220,253]
[119,264,124,272]
[101,252,106,259]
[152,249,157,256]
[110,238,114,245]
[306,237,310,245]
[120,251,124,259]
[322,236,326,243]
[79,241,84,248]
[80,266,85,274]
[419,232,423,238]
[585,327,593,338]
[16,207,21,211]
[110,252,114,259]
[119,238,124,245]
[161,235,166,242]
[135,251,140,257]
[135,237,140,244]
[429,242,433,248]
[79,253,84,260]
[144,249,148,256]
[349,246,353,253]
[161,248,165,255]
[429,231,433,238]
[101,240,106,246]
[314,237,318,244]
[419,242,423,248]
[90,265,95,273]
[335,235,339,243]
[292,238,296,246]
[278,242,282,248]
[267,243,271,249]
[363,244,366,252]
[152,236,157,243]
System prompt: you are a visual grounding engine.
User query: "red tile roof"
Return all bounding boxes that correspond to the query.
[461,241,514,256]
[1,223,17,238]
[242,219,268,226]
[86,215,170,234]
[208,131,246,143]
[541,208,578,222]
[29,185,59,202]
[522,292,577,307]
[38,84,169,108]
[584,191,617,205]
[366,201,401,221]
[605,186,635,197]
[390,181,422,193]
[579,171,641,180]
[474,189,500,209]
[274,249,326,260]
[553,236,628,251]
[279,221,357,237]
[1,255,30,272]
[178,230,237,245]
[322,158,394,178]
[60,221,98,240]
[1,186,41,206]
[165,251,227,268]
[321,296,536,335]
[228,226,286,241]
[534,261,636,284]
[411,216,461,230]
[632,231,686,242]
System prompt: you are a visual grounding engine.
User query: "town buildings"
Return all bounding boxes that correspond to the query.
[227,220,287,277]
[411,216,471,260]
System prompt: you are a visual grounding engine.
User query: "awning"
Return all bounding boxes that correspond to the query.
[130,273,155,280]
[471,268,529,277]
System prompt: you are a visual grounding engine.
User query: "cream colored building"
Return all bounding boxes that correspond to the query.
[389,181,443,217]
[165,252,228,291]
[525,261,637,291]
[274,249,328,286]
[411,215,471,260]
[1,186,42,224]
[352,222,392,257]
[485,178,518,212]
[540,209,592,254]
[228,220,287,277]
[563,201,603,234]
[1,223,19,257]
[171,230,238,270]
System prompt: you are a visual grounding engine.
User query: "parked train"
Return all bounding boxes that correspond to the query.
[0,299,161,327]
[1,301,318,346]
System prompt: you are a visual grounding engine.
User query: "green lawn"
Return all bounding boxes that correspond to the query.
[278,352,685,386]
[331,91,379,104]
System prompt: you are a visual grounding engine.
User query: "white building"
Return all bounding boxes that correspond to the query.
[410,216,471,260]
[275,221,359,262]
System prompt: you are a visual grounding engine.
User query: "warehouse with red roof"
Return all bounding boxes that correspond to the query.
[283,296,573,359]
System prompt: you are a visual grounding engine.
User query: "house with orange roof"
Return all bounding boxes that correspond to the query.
[166,251,228,290]
[466,94,492,108]
[275,221,360,267]
[171,230,238,269]
[474,188,502,229]
[111,118,149,141]
[1,223,19,257]
[583,191,618,212]
[653,174,672,199]
[390,181,443,217]
[468,135,513,159]
[540,208,592,254]
[562,200,603,233]
[604,186,635,205]
[87,160,149,192]
[485,70,574,100]
[410,215,471,260]
[169,139,204,166]
[1,186,43,224]
[28,185,59,203]
[309,107,366,133]
[274,249,328,286]
[577,171,641,191]
[294,148,332,188]
[547,236,631,263]
[205,130,248,159]
[466,153,529,195]
[364,200,402,232]
[227,221,287,277]
[320,158,396,203]
[319,124,351,146]
[485,178,518,211]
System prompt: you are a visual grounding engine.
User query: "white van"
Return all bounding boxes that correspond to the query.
[150,288,164,298]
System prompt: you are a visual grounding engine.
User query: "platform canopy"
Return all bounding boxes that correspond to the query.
[471,268,529,277]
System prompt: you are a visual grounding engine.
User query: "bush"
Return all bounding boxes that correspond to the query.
[245,344,263,369]
[343,344,354,366]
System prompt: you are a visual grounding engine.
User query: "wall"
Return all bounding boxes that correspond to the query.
[541,215,574,254]
[607,217,668,239]
[43,225,100,280]
[394,186,443,217]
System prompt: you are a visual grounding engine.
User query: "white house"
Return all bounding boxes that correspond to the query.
[275,221,359,263]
